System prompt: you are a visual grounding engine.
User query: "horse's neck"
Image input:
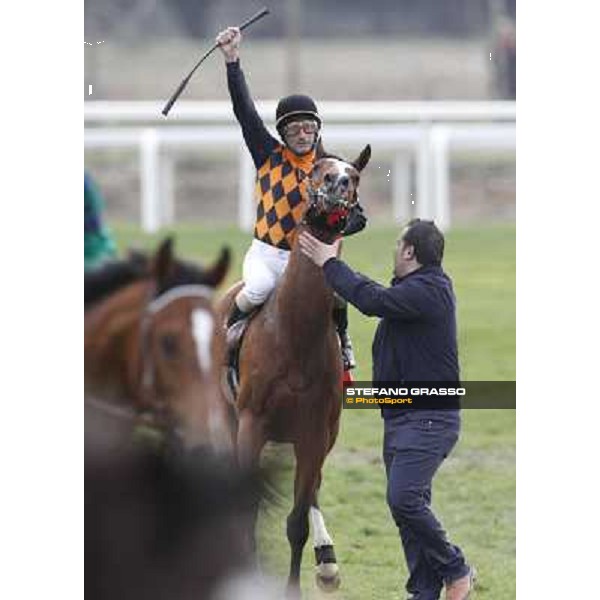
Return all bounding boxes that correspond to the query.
[274,235,334,341]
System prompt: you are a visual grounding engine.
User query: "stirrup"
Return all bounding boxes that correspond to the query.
[339,333,357,371]
[226,318,248,350]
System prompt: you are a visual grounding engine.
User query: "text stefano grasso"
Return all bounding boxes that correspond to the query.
[345,387,466,396]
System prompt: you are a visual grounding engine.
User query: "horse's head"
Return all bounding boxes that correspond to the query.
[139,238,235,456]
[304,144,371,241]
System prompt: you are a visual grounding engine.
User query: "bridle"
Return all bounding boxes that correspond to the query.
[306,181,354,212]
[303,167,357,242]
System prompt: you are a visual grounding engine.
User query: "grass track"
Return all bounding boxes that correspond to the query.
[112,223,515,599]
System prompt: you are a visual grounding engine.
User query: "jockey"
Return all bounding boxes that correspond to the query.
[216,26,367,371]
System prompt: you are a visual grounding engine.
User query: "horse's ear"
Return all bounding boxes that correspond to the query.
[203,246,231,288]
[353,144,372,172]
[151,236,175,285]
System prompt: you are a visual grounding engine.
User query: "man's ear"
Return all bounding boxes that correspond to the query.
[403,244,415,260]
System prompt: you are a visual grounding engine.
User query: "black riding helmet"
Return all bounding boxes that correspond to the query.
[275,94,322,139]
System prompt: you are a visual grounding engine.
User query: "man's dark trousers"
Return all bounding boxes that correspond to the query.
[383,411,469,599]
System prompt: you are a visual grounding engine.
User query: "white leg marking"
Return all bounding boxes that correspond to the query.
[192,308,214,374]
[311,507,339,585]
[310,506,333,548]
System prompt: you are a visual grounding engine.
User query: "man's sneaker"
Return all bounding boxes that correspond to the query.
[445,566,476,600]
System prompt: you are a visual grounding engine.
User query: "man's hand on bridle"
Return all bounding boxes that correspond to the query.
[299,232,340,267]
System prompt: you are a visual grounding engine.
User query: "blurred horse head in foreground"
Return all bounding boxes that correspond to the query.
[85,237,235,457]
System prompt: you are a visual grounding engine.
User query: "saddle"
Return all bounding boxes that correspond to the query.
[225,311,354,399]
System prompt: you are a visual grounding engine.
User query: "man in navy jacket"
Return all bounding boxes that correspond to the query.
[299,219,474,600]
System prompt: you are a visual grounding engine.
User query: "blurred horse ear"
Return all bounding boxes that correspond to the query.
[126,247,149,274]
[203,246,231,288]
[353,144,372,172]
[152,237,175,285]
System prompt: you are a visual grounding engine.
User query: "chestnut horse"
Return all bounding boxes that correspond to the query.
[85,237,235,457]
[219,145,371,597]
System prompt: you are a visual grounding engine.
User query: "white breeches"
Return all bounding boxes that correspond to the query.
[238,239,290,307]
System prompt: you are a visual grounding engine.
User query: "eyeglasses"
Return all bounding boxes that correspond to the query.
[284,121,319,136]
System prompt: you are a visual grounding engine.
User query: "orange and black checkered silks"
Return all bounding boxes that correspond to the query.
[253,145,316,250]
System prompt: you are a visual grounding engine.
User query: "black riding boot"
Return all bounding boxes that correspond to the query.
[224,302,252,392]
[226,302,251,353]
[332,303,356,371]
[227,303,248,328]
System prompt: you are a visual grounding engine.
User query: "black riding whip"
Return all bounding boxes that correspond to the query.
[162,7,270,117]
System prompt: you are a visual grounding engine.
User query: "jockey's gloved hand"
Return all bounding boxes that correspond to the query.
[343,202,367,237]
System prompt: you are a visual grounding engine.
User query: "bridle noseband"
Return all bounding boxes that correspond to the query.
[306,184,353,212]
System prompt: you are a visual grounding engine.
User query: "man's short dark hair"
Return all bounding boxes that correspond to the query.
[402,219,445,266]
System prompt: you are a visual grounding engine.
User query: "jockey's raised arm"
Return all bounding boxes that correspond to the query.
[216,26,277,168]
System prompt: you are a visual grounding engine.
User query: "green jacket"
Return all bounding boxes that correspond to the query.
[85,173,116,270]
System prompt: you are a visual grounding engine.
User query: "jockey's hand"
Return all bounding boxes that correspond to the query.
[299,232,341,267]
[216,27,241,63]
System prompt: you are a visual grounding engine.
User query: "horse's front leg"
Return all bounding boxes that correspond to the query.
[286,499,310,599]
[237,409,266,561]
[286,445,339,598]
[310,499,340,592]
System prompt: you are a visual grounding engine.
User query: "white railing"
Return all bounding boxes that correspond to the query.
[84,101,516,232]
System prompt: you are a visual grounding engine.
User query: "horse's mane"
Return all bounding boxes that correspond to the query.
[85,252,149,310]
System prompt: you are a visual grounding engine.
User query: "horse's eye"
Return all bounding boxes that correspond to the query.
[160,334,179,359]
[324,173,334,184]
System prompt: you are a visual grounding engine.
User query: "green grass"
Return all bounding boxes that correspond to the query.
[112,222,515,599]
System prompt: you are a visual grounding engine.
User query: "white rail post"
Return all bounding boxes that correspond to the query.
[160,152,175,226]
[416,124,434,220]
[392,151,411,223]
[140,128,161,233]
[238,148,255,232]
[431,125,451,231]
